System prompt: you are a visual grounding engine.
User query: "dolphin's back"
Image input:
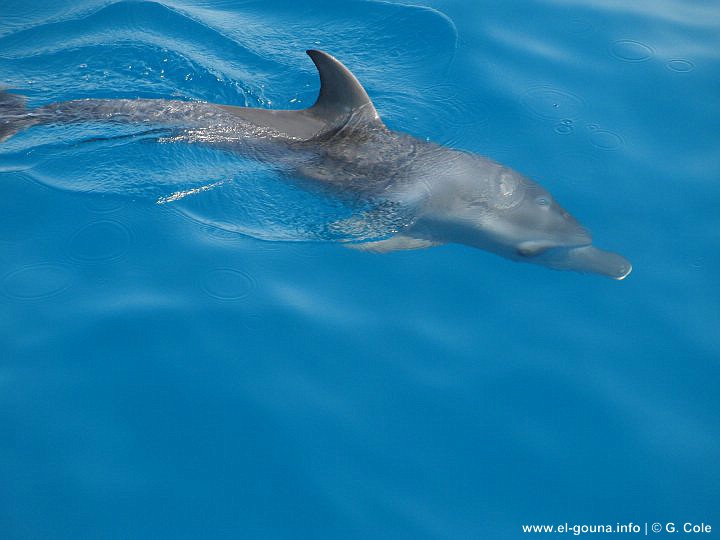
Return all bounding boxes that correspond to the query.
[1,51,383,146]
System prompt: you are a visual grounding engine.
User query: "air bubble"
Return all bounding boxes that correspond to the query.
[521,86,584,120]
[554,119,574,134]
[83,195,126,214]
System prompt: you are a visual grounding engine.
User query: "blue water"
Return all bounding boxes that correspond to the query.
[1,1,719,538]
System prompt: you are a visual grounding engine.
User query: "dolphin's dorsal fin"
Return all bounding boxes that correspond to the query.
[216,50,382,139]
[306,50,382,126]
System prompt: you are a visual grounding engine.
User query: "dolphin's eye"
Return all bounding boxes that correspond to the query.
[535,196,550,207]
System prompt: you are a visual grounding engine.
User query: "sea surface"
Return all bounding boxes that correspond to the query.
[1,0,718,538]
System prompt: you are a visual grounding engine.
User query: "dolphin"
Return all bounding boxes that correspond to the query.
[0,49,631,279]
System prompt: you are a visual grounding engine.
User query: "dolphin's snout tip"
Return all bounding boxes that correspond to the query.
[613,261,632,280]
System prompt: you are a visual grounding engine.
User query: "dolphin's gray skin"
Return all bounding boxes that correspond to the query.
[0,50,631,279]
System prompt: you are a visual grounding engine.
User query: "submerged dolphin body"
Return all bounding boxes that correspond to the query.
[1,50,631,279]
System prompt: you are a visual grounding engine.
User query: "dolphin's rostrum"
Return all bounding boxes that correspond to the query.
[0,50,631,279]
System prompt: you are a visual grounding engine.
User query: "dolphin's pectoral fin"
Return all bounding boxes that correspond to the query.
[306,50,382,127]
[346,235,442,253]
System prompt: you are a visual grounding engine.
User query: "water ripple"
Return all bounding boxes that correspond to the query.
[610,40,654,62]
[68,219,132,263]
[666,58,695,72]
[520,85,585,120]
[587,125,624,151]
[2,262,75,301]
[201,267,255,302]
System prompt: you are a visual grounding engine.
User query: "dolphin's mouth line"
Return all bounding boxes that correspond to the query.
[516,240,591,258]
